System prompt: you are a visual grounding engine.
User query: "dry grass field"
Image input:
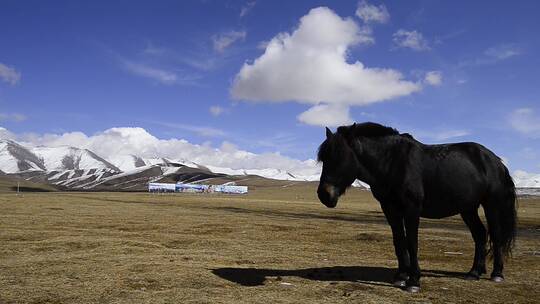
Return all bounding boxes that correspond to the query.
[1,184,539,303]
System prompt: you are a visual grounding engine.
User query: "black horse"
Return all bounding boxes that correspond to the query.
[317,122,517,292]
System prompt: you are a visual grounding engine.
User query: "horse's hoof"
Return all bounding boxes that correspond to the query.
[393,280,406,287]
[406,286,420,293]
[491,276,504,283]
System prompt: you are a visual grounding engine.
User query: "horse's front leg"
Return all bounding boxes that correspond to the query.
[381,204,410,287]
[404,213,421,292]
[389,219,410,287]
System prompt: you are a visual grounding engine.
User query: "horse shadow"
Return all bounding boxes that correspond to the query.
[212,265,466,287]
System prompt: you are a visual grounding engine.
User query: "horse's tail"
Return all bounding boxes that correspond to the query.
[491,165,517,259]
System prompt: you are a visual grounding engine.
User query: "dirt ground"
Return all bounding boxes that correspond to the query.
[1,185,539,303]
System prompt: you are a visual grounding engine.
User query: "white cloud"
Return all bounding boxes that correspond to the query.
[103,45,200,85]
[257,40,270,50]
[509,108,540,137]
[392,29,430,51]
[297,104,352,127]
[140,43,221,72]
[149,121,226,137]
[0,63,21,86]
[143,43,167,56]
[485,44,521,60]
[0,113,27,122]
[240,1,256,17]
[0,127,16,140]
[122,60,177,85]
[353,1,387,46]
[253,132,300,155]
[231,7,421,125]
[429,129,469,141]
[12,127,320,177]
[413,128,470,142]
[355,0,390,24]
[458,44,523,68]
[220,141,238,153]
[213,30,247,53]
[424,71,442,86]
[209,106,225,117]
[356,25,375,45]
[121,59,199,85]
[500,156,509,167]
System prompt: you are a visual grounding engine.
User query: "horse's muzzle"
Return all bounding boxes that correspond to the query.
[317,183,339,208]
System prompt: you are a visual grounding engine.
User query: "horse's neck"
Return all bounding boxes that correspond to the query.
[352,137,402,186]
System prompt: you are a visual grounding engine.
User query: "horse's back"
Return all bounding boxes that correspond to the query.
[423,141,503,183]
[418,142,507,218]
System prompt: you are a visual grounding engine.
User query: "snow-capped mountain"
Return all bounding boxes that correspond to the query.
[205,165,320,181]
[0,138,320,190]
[0,139,120,173]
[0,139,46,173]
[513,170,540,188]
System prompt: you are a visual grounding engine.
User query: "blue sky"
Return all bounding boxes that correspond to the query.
[1,0,539,174]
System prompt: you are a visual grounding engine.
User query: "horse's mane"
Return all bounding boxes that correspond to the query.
[318,122,407,162]
[337,122,399,138]
[317,133,347,162]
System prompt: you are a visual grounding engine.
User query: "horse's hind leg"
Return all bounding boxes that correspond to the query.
[460,210,487,279]
[404,214,421,292]
[484,207,505,282]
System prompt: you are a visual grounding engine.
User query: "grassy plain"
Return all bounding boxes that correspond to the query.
[0,183,539,303]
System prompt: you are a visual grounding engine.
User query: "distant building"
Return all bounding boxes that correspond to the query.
[175,183,209,193]
[148,182,248,194]
[148,182,176,192]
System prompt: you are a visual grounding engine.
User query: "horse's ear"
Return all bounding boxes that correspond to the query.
[325,127,333,138]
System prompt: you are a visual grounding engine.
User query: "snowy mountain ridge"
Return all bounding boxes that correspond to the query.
[0,139,319,189]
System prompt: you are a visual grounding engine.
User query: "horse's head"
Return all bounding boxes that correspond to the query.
[317,127,360,208]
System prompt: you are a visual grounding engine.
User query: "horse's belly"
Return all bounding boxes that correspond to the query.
[420,201,461,219]
[420,180,483,219]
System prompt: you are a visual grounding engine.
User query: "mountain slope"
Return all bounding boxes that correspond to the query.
[33,146,120,171]
[106,154,146,172]
[0,140,46,173]
[0,173,57,192]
